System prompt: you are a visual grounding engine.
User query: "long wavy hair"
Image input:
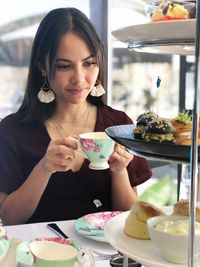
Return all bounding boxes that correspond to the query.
[18,7,106,123]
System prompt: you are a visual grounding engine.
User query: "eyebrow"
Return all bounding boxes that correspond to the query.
[56,55,95,63]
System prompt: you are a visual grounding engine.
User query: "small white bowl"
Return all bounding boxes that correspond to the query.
[147,215,200,264]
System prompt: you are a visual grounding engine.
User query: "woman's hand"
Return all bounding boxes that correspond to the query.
[109,144,134,173]
[40,137,77,175]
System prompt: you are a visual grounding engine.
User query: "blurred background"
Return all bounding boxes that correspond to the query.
[0,0,195,206]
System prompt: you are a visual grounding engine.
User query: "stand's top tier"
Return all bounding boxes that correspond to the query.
[112,19,196,55]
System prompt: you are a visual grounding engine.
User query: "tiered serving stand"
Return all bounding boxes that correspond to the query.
[106,2,199,266]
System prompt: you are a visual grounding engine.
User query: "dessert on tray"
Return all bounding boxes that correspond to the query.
[148,0,195,22]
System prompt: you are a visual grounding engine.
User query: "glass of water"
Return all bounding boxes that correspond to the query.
[180,164,191,200]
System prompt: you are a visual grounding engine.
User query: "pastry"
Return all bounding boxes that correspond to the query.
[150,0,189,22]
[173,199,200,221]
[124,200,165,239]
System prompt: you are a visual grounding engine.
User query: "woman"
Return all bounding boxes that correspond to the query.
[0,8,152,225]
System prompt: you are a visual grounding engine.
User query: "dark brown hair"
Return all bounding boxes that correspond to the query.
[18,7,106,122]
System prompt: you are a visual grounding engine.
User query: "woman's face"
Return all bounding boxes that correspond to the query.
[46,32,99,105]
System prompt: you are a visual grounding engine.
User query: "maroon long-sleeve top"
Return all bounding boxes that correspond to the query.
[0,104,152,223]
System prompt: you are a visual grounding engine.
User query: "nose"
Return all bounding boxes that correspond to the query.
[70,65,85,86]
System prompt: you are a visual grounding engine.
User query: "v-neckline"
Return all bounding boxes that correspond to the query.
[41,107,100,172]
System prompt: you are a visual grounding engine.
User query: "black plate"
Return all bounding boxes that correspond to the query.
[105,124,199,163]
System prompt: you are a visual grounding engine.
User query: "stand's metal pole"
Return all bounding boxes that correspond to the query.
[197,169,200,201]
[123,255,128,267]
[188,1,200,266]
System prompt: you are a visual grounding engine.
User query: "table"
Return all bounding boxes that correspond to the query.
[5,219,117,267]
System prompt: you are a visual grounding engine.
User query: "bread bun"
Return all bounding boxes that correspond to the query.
[172,121,192,137]
[176,136,200,146]
[124,201,165,240]
[136,111,158,127]
[173,199,200,221]
[171,111,192,138]
[175,132,191,145]
[145,119,175,134]
[133,111,159,140]
[179,138,192,145]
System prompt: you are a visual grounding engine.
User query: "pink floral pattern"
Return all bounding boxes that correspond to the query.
[83,211,122,228]
[80,139,101,152]
[35,237,70,245]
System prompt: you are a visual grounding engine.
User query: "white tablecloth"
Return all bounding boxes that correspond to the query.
[5,219,117,266]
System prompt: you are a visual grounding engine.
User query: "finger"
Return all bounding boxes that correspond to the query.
[115,144,125,150]
[49,155,74,173]
[52,164,71,172]
[53,156,74,166]
[70,134,78,139]
[52,138,77,150]
[49,143,76,158]
[112,151,124,162]
[115,145,132,160]
[47,146,75,167]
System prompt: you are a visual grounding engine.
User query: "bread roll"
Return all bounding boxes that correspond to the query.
[172,122,192,138]
[124,200,165,240]
[176,137,200,146]
[173,199,200,220]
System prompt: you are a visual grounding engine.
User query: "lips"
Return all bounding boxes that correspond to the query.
[67,88,84,94]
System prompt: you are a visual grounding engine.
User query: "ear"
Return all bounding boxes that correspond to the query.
[37,63,47,76]
[41,69,47,76]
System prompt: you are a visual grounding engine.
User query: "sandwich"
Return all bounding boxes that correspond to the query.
[133,111,158,139]
[143,118,175,143]
[171,111,193,145]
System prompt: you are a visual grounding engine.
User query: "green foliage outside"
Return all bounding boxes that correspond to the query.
[139,176,177,206]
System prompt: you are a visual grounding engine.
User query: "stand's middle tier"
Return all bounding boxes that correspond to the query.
[105,124,199,164]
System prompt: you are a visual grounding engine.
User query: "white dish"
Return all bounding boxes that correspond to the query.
[112,20,196,55]
[104,206,192,267]
[112,20,196,43]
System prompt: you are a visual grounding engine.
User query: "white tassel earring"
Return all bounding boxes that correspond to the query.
[90,80,106,97]
[37,77,55,103]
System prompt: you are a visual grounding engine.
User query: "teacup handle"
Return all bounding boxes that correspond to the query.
[74,247,95,267]
[70,137,88,159]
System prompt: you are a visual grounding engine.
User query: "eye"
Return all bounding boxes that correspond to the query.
[83,61,97,67]
[55,63,71,69]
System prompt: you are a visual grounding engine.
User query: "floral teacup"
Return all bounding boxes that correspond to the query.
[0,226,8,256]
[29,240,94,267]
[78,132,115,170]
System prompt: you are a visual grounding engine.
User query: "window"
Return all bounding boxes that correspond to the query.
[0,0,90,118]
[110,0,180,121]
